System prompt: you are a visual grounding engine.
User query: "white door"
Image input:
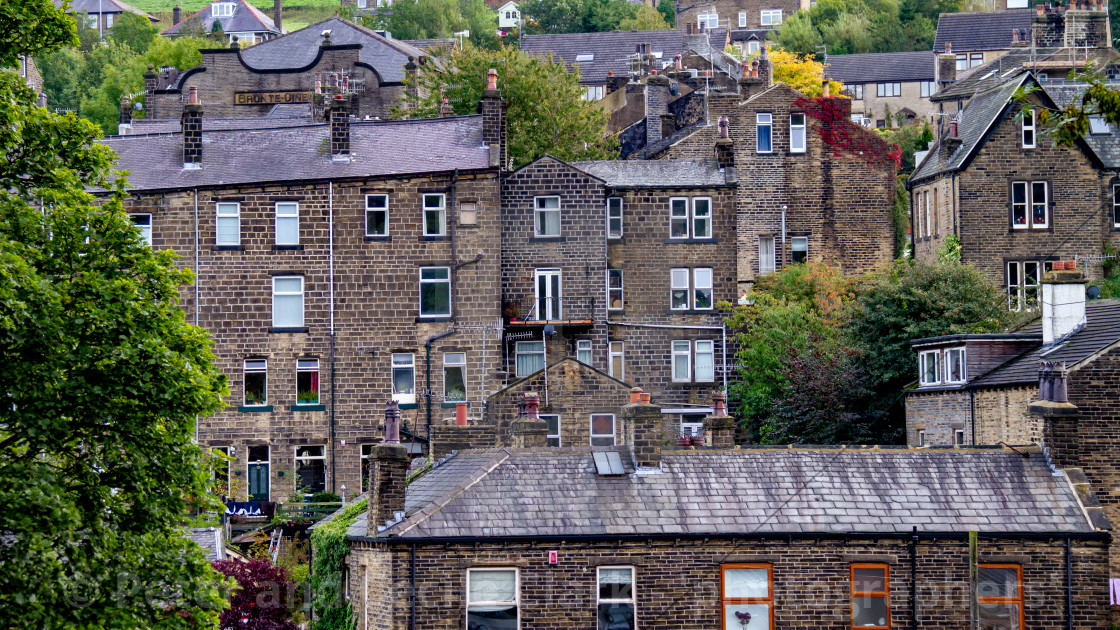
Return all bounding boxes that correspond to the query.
[535,269,561,320]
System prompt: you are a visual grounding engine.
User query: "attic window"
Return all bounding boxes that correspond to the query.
[212,2,234,17]
[1090,115,1111,134]
[593,451,625,476]
[576,54,594,62]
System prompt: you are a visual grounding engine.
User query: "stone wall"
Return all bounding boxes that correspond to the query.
[972,386,1039,445]
[905,390,972,446]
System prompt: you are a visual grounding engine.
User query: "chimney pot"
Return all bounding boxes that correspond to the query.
[172,4,181,24]
[1041,264,1087,344]
[384,400,401,443]
[639,392,651,404]
[713,391,727,417]
[367,405,410,532]
[674,52,682,70]
[523,391,540,419]
[630,387,643,404]
[822,79,830,98]
[949,120,958,137]
[188,85,198,105]
[945,42,952,54]
[487,67,498,91]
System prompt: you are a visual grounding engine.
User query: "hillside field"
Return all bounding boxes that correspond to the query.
[132,0,343,32]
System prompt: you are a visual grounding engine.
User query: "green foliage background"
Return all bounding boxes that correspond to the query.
[309,499,367,630]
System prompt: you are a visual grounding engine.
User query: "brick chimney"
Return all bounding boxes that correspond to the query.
[173,4,181,24]
[510,391,548,448]
[660,112,676,139]
[273,0,282,31]
[329,94,350,162]
[1030,361,1079,469]
[622,397,662,468]
[703,391,736,447]
[181,86,202,169]
[479,68,507,170]
[715,116,734,169]
[144,64,157,97]
[645,73,671,145]
[118,95,132,135]
[1041,261,1086,344]
[368,401,410,533]
[935,44,956,87]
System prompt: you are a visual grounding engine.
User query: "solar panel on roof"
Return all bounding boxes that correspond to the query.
[593,451,625,476]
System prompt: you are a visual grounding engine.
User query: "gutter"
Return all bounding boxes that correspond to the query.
[352,530,1111,545]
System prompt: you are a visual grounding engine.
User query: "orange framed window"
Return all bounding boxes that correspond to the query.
[977,564,1024,630]
[721,563,773,630]
[850,563,890,629]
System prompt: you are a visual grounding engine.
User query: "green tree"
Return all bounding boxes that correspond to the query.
[0,1,231,627]
[657,0,675,27]
[618,5,669,31]
[108,11,158,54]
[820,12,875,55]
[393,44,617,167]
[583,0,640,32]
[459,0,500,50]
[774,11,823,57]
[520,0,590,33]
[379,0,464,40]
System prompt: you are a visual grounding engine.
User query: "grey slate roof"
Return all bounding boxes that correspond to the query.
[912,73,1026,182]
[127,110,313,134]
[932,47,1120,103]
[825,51,935,84]
[933,9,1033,53]
[349,446,1096,539]
[185,527,225,561]
[571,159,730,188]
[729,28,771,42]
[969,300,1120,387]
[1044,82,1120,167]
[404,38,458,51]
[103,116,490,191]
[520,29,727,85]
[237,18,424,83]
[163,0,280,37]
[58,0,158,19]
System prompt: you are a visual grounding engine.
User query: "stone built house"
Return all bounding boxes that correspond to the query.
[906,266,1120,586]
[932,9,1034,81]
[53,0,159,33]
[145,17,423,121]
[676,0,807,34]
[163,0,282,46]
[344,399,1112,629]
[824,51,937,128]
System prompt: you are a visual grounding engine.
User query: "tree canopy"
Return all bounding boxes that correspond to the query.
[0,1,231,627]
[520,0,667,34]
[773,0,945,56]
[392,44,617,168]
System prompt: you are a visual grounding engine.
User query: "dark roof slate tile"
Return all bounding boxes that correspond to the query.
[825,51,935,83]
[933,9,1033,53]
[571,159,728,187]
[520,29,724,85]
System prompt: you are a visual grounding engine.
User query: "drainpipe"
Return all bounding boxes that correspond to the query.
[606,321,728,393]
[426,328,458,443]
[448,169,459,318]
[910,526,918,628]
[907,184,915,259]
[410,542,417,630]
[1066,537,1073,630]
[969,388,976,446]
[329,181,336,493]
[194,188,200,444]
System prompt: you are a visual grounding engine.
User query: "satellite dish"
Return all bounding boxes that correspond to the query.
[1088,285,1101,300]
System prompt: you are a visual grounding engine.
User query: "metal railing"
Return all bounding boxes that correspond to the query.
[503,296,597,323]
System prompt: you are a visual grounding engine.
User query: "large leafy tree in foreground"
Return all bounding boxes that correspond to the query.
[0,1,230,627]
[393,44,617,168]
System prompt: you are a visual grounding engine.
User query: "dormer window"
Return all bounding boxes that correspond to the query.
[945,347,966,383]
[1089,115,1110,134]
[919,350,941,386]
[212,2,234,17]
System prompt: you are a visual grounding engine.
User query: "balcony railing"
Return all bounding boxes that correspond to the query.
[503,296,597,325]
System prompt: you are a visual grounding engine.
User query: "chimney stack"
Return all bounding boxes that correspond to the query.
[703,391,736,447]
[715,116,734,169]
[479,68,507,170]
[329,94,350,162]
[622,396,662,468]
[181,86,202,168]
[118,95,132,135]
[821,79,830,98]
[510,391,548,447]
[274,0,282,32]
[1041,261,1086,344]
[1030,362,1080,469]
[367,401,410,533]
[173,4,181,24]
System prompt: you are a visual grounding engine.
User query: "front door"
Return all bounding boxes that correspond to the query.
[535,269,561,321]
[248,463,269,501]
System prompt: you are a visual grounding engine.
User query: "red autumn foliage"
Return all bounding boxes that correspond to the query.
[792,97,902,170]
[212,558,298,630]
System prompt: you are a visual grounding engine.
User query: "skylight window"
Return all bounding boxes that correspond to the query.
[593,451,625,476]
[1090,115,1111,134]
[576,53,594,62]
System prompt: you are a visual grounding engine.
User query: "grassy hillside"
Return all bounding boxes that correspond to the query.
[136,0,344,32]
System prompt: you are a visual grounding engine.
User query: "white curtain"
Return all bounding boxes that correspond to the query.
[724,569,769,599]
[469,570,516,604]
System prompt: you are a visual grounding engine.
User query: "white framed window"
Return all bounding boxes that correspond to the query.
[542,414,561,447]
[945,347,966,383]
[954,428,966,446]
[607,269,623,310]
[791,236,808,263]
[590,414,616,446]
[970,52,983,67]
[419,267,451,318]
[955,53,967,71]
[919,350,940,386]
[459,201,477,226]
[1007,260,1042,312]
[272,276,304,328]
[275,202,299,245]
[917,429,927,446]
[1010,181,1047,229]
[747,40,760,55]
[534,196,561,237]
[697,12,718,29]
[212,2,234,17]
[105,14,114,27]
[597,566,635,629]
[926,190,933,238]
[582,85,605,101]
[357,0,367,7]
[294,445,326,493]
[739,11,747,26]
[515,341,545,377]
[607,197,623,238]
[756,113,773,153]
[693,268,713,309]
[244,359,267,406]
[672,340,692,382]
[423,193,446,236]
[365,194,388,236]
[443,352,467,402]
[681,413,706,437]
[215,202,240,245]
[920,81,937,98]
[576,340,592,365]
[761,9,782,25]
[1113,185,1120,228]
[790,113,806,153]
[692,197,712,238]
[850,84,864,100]
[535,268,562,320]
[1022,109,1036,148]
[296,358,319,405]
[392,353,415,404]
[695,340,715,382]
[671,268,690,310]
[609,341,624,380]
[87,14,98,28]
[759,236,776,274]
[670,197,689,238]
[130,213,152,246]
[466,569,519,628]
[876,82,901,97]
[1090,115,1111,134]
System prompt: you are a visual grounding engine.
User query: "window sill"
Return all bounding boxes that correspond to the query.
[269,326,309,333]
[213,245,244,251]
[420,235,449,242]
[440,401,470,408]
[667,309,716,315]
[663,238,718,244]
[238,405,273,413]
[365,235,391,241]
[529,236,565,243]
[415,316,452,322]
[608,309,625,315]
[607,236,624,242]
[457,223,479,229]
[398,403,418,410]
[273,244,303,251]
[290,404,326,411]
